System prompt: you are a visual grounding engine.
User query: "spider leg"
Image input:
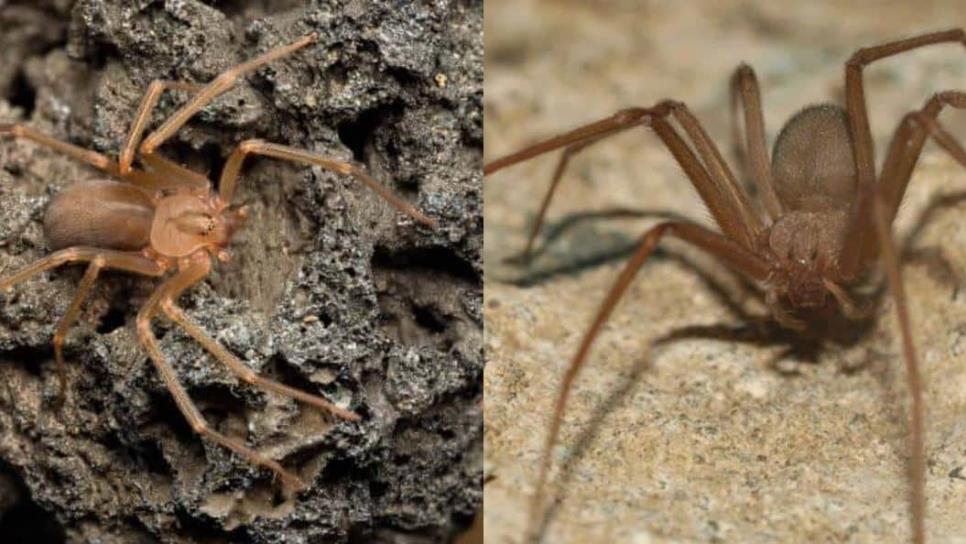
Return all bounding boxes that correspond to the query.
[119,80,205,176]
[0,249,164,402]
[840,28,965,276]
[519,135,621,261]
[729,64,782,220]
[219,139,437,228]
[871,192,927,544]
[0,123,180,190]
[136,254,306,490]
[159,299,360,421]
[51,260,101,405]
[526,221,769,542]
[486,102,763,255]
[878,91,966,227]
[139,34,318,157]
[822,279,876,320]
[838,32,965,543]
[0,124,119,174]
[0,247,163,293]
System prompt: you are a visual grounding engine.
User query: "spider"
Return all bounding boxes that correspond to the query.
[485,29,966,543]
[0,33,436,491]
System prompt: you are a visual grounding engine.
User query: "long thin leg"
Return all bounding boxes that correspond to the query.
[1,249,164,403]
[51,260,102,403]
[729,64,782,220]
[219,139,437,228]
[667,102,763,244]
[526,221,769,541]
[1,247,164,292]
[136,254,309,490]
[0,123,181,190]
[840,28,965,276]
[871,193,926,544]
[485,102,762,251]
[139,34,318,157]
[0,124,119,174]
[160,301,359,421]
[878,91,966,227]
[520,132,633,261]
[119,80,205,175]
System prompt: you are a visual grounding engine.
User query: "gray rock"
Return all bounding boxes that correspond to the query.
[0,1,482,542]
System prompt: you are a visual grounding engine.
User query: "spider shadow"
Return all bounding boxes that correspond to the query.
[531,349,655,543]
[518,189,966,541]
[495,208,689,287]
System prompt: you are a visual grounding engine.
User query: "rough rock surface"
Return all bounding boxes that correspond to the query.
[0,1,482,543]
[485,1,965,543]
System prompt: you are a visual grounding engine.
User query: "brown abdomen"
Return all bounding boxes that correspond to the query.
[771,104,857,212]
[44,179,156,251]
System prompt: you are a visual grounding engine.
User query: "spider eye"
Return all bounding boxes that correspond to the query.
[173,212,217,236]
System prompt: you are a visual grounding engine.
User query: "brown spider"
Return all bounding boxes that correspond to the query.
[0,33,435,490]
[485,29,966,543]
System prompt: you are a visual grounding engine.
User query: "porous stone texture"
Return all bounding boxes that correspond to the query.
[485,1,966,543]
[0,1,482,542]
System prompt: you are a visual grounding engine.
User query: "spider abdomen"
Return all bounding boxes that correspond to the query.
[44,179,156,251]
[771,103,857,212]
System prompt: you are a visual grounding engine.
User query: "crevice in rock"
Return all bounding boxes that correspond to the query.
[337,104,402,163]
[371,245,477,348]
[371,246,478,284]
[0,459,65,544]
[0,345,53,377]
[95,304,127,334]
[7,69,36,117]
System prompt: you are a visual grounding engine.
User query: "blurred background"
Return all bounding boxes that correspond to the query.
[486,1,966,542]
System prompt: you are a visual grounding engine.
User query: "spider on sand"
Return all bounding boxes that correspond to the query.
[486,29,966,544]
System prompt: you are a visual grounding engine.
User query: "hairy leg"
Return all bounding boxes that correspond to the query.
[485,102,762,254]
[219,139,437,228]
[526,221,769,541]
[729,63,782,220]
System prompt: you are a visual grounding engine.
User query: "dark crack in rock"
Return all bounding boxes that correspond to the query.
[0,1,482,543]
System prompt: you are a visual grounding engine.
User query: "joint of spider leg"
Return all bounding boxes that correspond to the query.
[190,419,207,435]
[239,369,257,385]
[238,139,264,155]
[159,298,178,316]
[135,316,152,337]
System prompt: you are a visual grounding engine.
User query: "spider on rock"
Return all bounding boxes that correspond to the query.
[486,29,966,544]
[0,33,436,491]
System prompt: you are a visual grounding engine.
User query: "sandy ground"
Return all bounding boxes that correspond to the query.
[484,2,966,543]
